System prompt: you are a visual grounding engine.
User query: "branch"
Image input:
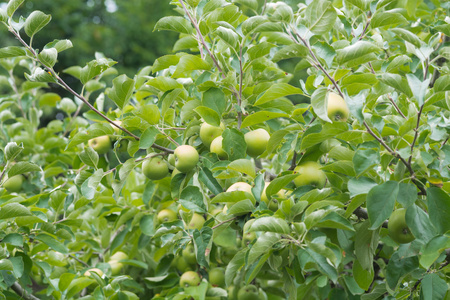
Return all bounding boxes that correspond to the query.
[11,282,40,300]
[238,44,244,129]
[408,105,424,165]
[212,216,238,230]
[358,19,371,41]
[387,94,407,119]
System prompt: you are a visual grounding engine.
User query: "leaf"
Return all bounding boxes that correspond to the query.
[427,187,450,234]
[81,169,104,200]
[134,104,160,125]
[44,39,73,52]
[0,46,27,59]
[225,249,246,286]
[227,159,256,178]
[139,126,158,149]
[227,199,254,215]
[248,233,280,265]
[380,73,413,97]
[315,211,354,231]
[248,217,290,234]
[6,0,24,17]
[353,149,380,177]
[216,26,238,49]
[202,87,226,116]
[391,28,422,48]
[248,42,276,60]
[194,106,220,127]
[347,177,377,198]
[345,0,368,10]
[353,259,374,290]
[254,83,303,106]
[354,220,379,271]
[434,75,450,92]
[301,122,348,150]
[154,16,193,34]
[179,186,207,213]
[311,87,331,122]
[199,167,223,195]
[336,41,380,65]
[35,233,69,254]
[193,227,213,268]
[0,259,13,271]
[222,128,247,161]
[305,0,337,35]
[266,174,298,199]
[4,142,23,162]
[419,235,450,269]
[80,58,116,84]
[366,181,398,229]
[8,161,41,177]
[0,203,32,219]
[211,191,254,204]
[370,11,407,29]
[24,10,52,37]
[406,73,430,107]
[385,251,419,290]
[38,48,58,68]
[304,247,338,283]
[420,274,448,300]
[172,54,212,78]
[106,74,135,109]
[78,147,99,168]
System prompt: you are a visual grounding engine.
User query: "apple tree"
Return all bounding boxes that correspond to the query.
[0,0,449,299]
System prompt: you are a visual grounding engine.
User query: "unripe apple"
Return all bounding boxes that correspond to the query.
[327,92,349,122]
[84,268,104,277]
[108,260,123,275]
[237,284,261,300]
[111,120,122,134]
[173,256,191,273]
[210,136,228,160]
[244,128,270,157]
[388,208,415,244]
[174,145,199,173]
[200,122,224,147]
[142,156,169,180]
[3,175,24,193]
[157,208,177,224]
[88,135,112,154]
[187,213,205,230]
[209,267,225,287]
[179,271,201,288]
[260,182,285,211]
[293,161,326,188]
[110,251,128,261]
[182,243,197,265]
[226,182,253,194]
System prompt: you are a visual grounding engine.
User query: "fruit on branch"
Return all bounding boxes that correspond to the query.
[327,92,349,122]
[88,135,112,154]
[157,208,177,224]
[111,120,122,134]
[174,145,199,173]
[84,268,104,277]
[182,243,197,265]
[173,256,191,273]
[319,138,340,153]
[108,251,128,275]
[227,182,253,194]
[200,122,224,147]
[186,213,205,230]
[210,136,228,160]
[237,284,261,300]
[261,182,285,211]
[244,128,270,157]
[142,156,169,180]
[179,271,201,288]
[293,161,326,188]
[110,251,129,262]
[3,175,24,193]
[388,208,415,244]
[209,267,225,287]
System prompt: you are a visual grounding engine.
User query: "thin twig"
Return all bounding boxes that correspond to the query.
[69,254,90,267]
[358,19,371,41]
[238,44,244,129]
[11,282,40,300]
[408,105,424,165]
[212,216,238,230]
[387,94,407,119]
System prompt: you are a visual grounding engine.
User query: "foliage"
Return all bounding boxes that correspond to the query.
[0,0,450,299]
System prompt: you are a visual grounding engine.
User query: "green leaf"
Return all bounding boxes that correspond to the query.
[315,211,354,231]
[0,46,27,59]
[66,123,114,149]
[241,111,288,128]
[353,149,380,177]
[172,54,212,78]
[179,186,207,213]
[227,159,256,178]
[80,58,116,84]
[154,16,193,34]
[434,75,450,92]
[0,259,13,271]
[106,74,135,109]
[305,0,337,35]
[134,104,160,125]
[241,16,268,35]
[0,8,6,22]
[427,187,450,234]
[304,247,338,283]
[216,26,238,49]
[44,39,73,53]
[254,83,303,106]
[406,205,436,244]
[385,251,419,290]
[311,87,331,122]
[248,233,280,265]
[248,42,276,61]
[301,122,348,150]
[194,106,220,127]
[225,249,246,286]
[152,55,180,72]
[353,259,374,291]
[6,0,24,17]
[38,48,57,68]
[336,41,380,65]
[222,128,247,161]
[272,44,308,62]
[406,73,430,107]
[35,233,69,254]
[347,177,377,198]
[227,199,254,215]
[78,147,99,169]
[193,227,213,268]
[248,217,290,234]
[366,181,398,229]
[211,191,255,204]
[420,274,448,300]
[0,203,32,219]
[370,11,407,29]
[2,233,23,247]
[202,87,226,116]
[345,0,368,10]
[419,235,450,269]
[266,174,298,199]
[380,73,413,97]
[139,126,158,149]
[199,167,223,195]
[8,161,41,177]
[81,169,104,200]
[391,28,422,48]
[24,10,52,37]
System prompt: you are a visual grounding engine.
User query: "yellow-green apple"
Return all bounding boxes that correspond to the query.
[179,271,201,288]
[244,128,270,157]
[186,213,205,230]
[84,268,104,277]
[157,208,177,224]
[260,182,285,211]
[209,267,225,287]
[210,136,228,160]
[237,285,261,300]
[142,156,169,180]
[182,243,197,265]
[88,135,112,154]
[3,175,24,193]
[174,145,199,173]
[200,122,224,147]
[327,92,349,122]
[293,161,326,188]
[388,208,415,244]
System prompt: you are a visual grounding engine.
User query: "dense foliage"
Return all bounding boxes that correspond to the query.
[0,0,449,299]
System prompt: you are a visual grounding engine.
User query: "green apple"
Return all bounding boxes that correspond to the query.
[237,285,260,300]
[327,92,349,122]
[3,175,24,193]
[187,213,205,230]
[209,267,225,287]
[88,135,112,154]
[142,156,169,180]
[108,260,123,275]
[174,145,199,173]
[111,120,122,134]
[293,161,326,188]
[226,182,253,194]
[220,247,238,264]
[168,154,176,167]
[179,271,201,288]
[110,251,128,261]
[388,208,415,244]
[157,208,177,224]
[182,243,197,265]
[244,128,270,157]
[116,139,129,153]
[173,256,191,273]
[260,182,285,211]
[84,268,104,277]
[200,122,224,147]
[210,136,228,160]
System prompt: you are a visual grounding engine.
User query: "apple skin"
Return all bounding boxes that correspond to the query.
[237,285,261,300]
[173,256,192,273]
[209,267,225,287]
[210,136,228,160]
[108,260,123,275]
[260,182,285,211]
[293,161,326,188]
[182,243,197,265]
[179,271,201,288]
[3,175,24,193]
[388,208,415,244]
[84,268,104,277]
[327,92,349,122]
[88,135,112,154]
[142,157,169,180]
[187,213,205,230]
[244,128,270,157]
[111,120,122,134]
[200,122,224,147]
[110,251,128,261]
[174,145,199,173]
[157,209,177,224]
[226,182,253,194]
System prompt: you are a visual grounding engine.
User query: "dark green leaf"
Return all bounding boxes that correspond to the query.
[427,187,450,234]
[366,181,398,229]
